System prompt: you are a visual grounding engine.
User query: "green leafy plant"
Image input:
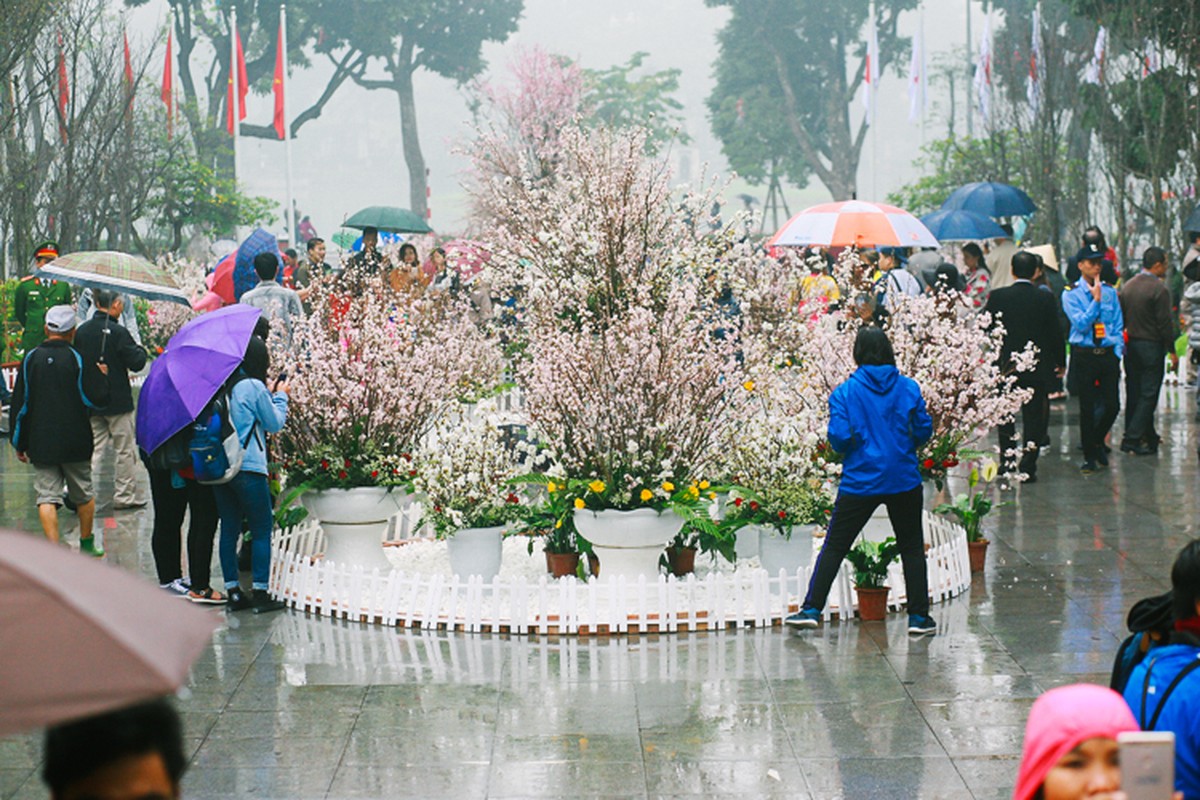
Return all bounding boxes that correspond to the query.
[723,483,833,537]
[845,537,900,590]
[509,476,578,556]
[934,458,1003,543]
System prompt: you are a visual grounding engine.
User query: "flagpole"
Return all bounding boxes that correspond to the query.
[919,4,926,147]
[230,8,240,193]
[281,5,295,244]
[965,0,973,138]
[870,0,878,200]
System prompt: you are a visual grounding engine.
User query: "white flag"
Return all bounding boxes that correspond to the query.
[974,16,992,124]
[908,23,927,123]
[1143,37,1161,78]
[1084,26,1106,84]
[1026,4,1044,115]
[861,8,879,124]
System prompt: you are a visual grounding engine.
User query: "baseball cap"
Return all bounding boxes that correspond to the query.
[45,305,77,333]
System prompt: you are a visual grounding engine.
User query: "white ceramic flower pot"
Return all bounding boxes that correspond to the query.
[446,525,505,581]
[734,526,760,560]
[573,508,683,582]
[302,487,408,573]
[756,524,814,576]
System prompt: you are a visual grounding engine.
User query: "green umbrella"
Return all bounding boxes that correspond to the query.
[36,251,191,306]
[343,205,433,234]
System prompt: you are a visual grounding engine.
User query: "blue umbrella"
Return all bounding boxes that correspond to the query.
[233,228,282,301]
[350,231,404,251]
[135,305,263,455]
[941,182,1037,218]
[918,209,1008,242]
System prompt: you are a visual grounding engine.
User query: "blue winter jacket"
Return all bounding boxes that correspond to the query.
[828,364,932,496]
[1123,642,1200,800]
[229,377,288,476]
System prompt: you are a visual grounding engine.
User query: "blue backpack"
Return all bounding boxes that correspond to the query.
[189,380,257,485]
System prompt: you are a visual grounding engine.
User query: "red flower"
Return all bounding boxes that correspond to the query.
[946,459,959,468]
[777,510,786,520]
[338,470,348,479]
[941,459,952,468]
[433,505,442,513]
[401,452,412,462]
[749,500,760,512]
[370,470,379,479]
[343,459,351,469]
[733,497,744,507]
[321,459,330,470]
[408,469,418,478]
[922,459,935,469]
[505,493,520,504]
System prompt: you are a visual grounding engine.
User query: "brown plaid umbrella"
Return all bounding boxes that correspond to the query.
[0,529,219,736]
[36,250,192,306]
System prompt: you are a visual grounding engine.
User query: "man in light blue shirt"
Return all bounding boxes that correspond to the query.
[1063,243,1125,474]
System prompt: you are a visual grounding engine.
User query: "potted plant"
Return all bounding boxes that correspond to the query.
[934,457,1003,572]
[510,478,581,578]
[413,406,533,581]
[725,482,833,576]
[277,279,503,572]
[846,537,900,621]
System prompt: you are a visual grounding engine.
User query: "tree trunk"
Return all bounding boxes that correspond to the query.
[391,40,427,218]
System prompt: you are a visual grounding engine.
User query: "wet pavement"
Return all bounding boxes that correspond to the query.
[1,388,1197,799]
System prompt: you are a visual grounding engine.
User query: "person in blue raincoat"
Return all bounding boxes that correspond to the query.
[786,326,937,635]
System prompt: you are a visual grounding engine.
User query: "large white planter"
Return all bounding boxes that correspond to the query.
[573,508,683,582]
[302,487,408,573]
[734,526,760,560]
[756,524,814,576]
[446,525,504,581]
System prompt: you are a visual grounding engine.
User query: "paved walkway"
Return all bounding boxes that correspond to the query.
[1,390,1196,799]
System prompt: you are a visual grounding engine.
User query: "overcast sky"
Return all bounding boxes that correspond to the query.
[126,0,980,242]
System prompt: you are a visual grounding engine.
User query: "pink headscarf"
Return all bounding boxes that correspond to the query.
[1013,683,1140,800]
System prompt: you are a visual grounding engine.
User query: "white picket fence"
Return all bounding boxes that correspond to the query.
[268,509,970,636]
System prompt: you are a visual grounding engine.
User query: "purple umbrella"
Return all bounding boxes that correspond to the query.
[135,305,262,455]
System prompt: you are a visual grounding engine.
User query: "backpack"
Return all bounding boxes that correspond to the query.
[189,379,258,485]
[145,425,193,472]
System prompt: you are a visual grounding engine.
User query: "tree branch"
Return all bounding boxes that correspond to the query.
[241,50,367,140]
[767,43,838,192]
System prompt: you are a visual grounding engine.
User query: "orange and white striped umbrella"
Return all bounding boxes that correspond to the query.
[768,200,939,249]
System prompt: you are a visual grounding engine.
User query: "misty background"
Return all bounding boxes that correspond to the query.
[124,0,977,240]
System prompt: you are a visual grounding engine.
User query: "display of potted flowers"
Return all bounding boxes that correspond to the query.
[277,279,503,572]
[846,537,900,621]
[412,406,532,581]
[934,457,1003,572]
[507,477,582,578]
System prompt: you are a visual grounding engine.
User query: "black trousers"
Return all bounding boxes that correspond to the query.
[999,381,1050,476]
[1122,339,1165,445]
[802,485,929,617]
[1070,349,1121,462]
[147,467,219,589]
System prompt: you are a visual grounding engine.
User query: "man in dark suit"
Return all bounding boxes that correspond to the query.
[985,251,1066,482]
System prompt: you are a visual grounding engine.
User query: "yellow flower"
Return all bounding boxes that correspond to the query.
[661,481,675,492]
[574,498,586,509]
[547,481,558,493]
[708,492,717,500]
[640,489,653,502]
[742,380,755,392]
[555,519,563,529]
[698,480,710,490]
[687,485,700,499]
[588,480,606,494]
[969,467,979,485]
[980,459,999,483]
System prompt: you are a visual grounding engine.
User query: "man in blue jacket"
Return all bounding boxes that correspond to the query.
[787,326,936,635]
[1064,243,1125,474]
[1124,540,1200,800]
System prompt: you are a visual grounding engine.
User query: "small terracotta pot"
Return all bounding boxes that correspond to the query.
[967,539,990,573]
[545,550,580,578]
[666,546,697,577]
[855,585,890,621]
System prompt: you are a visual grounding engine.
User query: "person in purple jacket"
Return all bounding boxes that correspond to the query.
[786,326,937,635]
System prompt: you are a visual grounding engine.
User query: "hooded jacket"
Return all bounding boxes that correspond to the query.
[1123,637,1200,800]
[827,364,931,496]
[1013,683,1139,800]
[9,339,110,464]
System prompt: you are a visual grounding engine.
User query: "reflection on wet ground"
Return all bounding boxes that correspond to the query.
[2,393,1197,798]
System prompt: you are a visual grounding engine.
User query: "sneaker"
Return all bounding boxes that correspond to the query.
[251,589,285,614]
[1096,450,1109,467]
[907,614,937,635]
[188,587,227,605]
[160,578,191,597]
[226,587,253,612]
[784,608,821,629]
[1079,461,1098,475]
[79,537,105,558]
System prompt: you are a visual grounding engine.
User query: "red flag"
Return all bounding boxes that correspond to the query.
[272,19,286,139]
[57,33,69,143]
[123,30,135,117]
[161,27,174,138]
[226,27,248,135]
